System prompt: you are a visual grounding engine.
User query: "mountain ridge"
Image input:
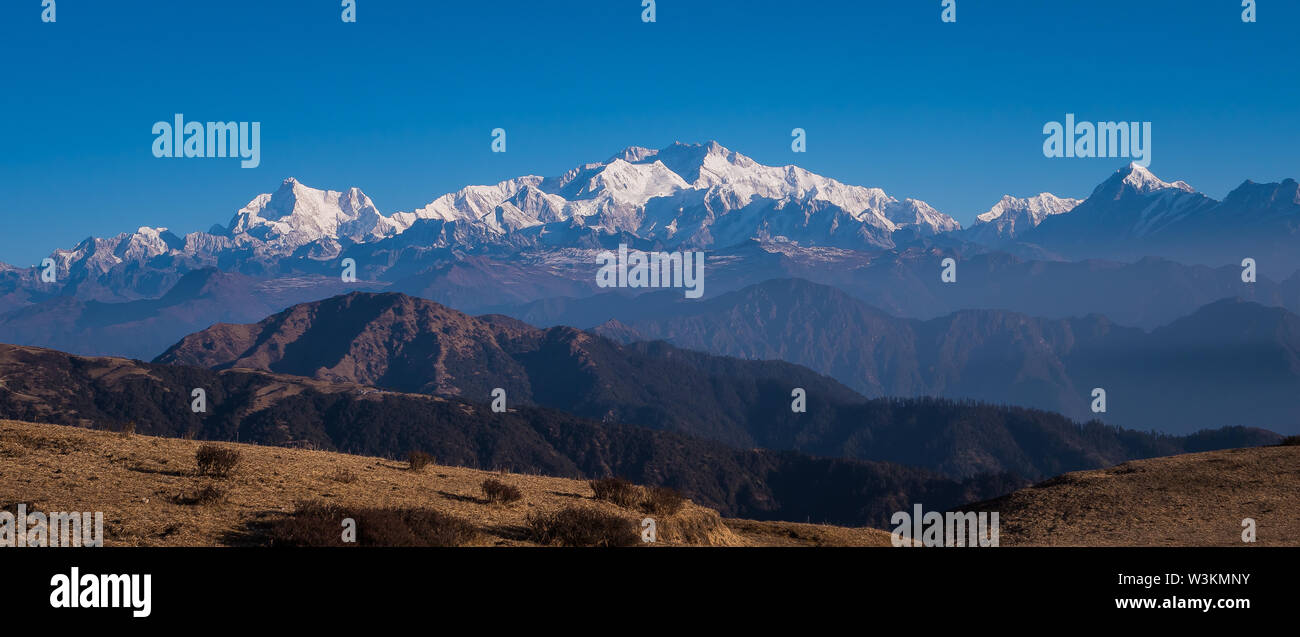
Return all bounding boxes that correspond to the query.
[4,143,1298,314]
[581,277,1300,434]
[0,344,1014,526]
[152,291,1283,475]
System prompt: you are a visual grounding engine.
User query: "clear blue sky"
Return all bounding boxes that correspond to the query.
[1,0,1296,265]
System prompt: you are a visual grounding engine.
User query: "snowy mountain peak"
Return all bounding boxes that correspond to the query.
[610,146,658,163]
[961,192,1082,242]
[1019,164,1220,246]
[976,193,1082,224]
[227,179,402,247]
[1112,163,1194,195]
[615,141,753,186]
[887,199,962,233]
[577,158,689,201]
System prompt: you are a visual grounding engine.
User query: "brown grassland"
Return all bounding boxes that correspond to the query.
[965,444,1299,546]
[0,419,894,547]
[3,419,1293,547]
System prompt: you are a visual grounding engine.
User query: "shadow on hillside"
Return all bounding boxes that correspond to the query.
[437,490,487,505]
[218,510,284,547]
[126,466,189,477]
[482,524,530,542]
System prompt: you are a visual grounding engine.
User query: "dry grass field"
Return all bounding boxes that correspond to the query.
[5,419,1291,547]
[967,444,1300,546]
[0,419,895,547]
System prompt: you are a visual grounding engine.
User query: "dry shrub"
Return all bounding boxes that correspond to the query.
[526,506,640,547]
[266,502,477,547]
[640,486,685,516]
[196,444,241,478]
[481,478,523,504]
[329,467,359,483]
[589,477,642,508]
[408,450,434,472]
[1280,436,1300,447]
[12,434,80,454]
[175,483,227,506]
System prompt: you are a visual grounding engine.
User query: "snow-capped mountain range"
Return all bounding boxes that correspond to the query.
[395,141,962,245]
[1011,162,1299,264]
[959,193,1084,243]
[36,141,970,282]
[10,143,1300,306]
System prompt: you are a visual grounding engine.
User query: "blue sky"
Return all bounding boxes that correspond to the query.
[1,0,1296,265]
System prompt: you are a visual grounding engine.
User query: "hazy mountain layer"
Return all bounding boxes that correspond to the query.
[153,292,1281,474]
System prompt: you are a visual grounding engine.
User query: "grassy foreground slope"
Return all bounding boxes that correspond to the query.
[6,419,1292,547]
[0,420,893,547]
[966,444,1300,546]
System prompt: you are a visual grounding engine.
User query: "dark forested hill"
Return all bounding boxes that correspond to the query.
[0,343,1013,527]
[153,292,1280,478]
